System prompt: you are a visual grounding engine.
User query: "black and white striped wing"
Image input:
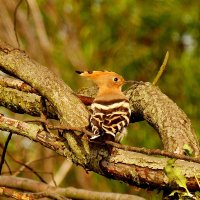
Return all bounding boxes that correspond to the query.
[90,100,131,141]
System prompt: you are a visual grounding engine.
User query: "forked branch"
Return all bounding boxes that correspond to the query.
[0,40,200,192]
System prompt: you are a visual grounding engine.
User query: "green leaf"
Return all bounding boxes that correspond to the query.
[195,191,200,198]
[183,144,194,157]
[164,159,193,197]
[169,190,195,199]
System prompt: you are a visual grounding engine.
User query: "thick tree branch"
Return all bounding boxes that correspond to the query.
[0,84,58,118]
[76,84,200,156]
[0,40,200,192]
[0,74,37,93]
[0,176,144,200]
[0,75,198,156]
[125,83,199,156]
[0,85,43,116]
[0,115,200,191]
[0,40,89,127]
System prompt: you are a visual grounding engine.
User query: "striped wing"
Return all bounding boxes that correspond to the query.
[90,99,131,141]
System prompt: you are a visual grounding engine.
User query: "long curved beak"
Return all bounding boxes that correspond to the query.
[124,80,140,85]
[124,80,134,84]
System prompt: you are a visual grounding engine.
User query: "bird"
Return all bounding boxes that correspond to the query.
[76,70,131,143]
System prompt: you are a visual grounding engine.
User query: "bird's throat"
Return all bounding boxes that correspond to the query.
[96,87,126,102]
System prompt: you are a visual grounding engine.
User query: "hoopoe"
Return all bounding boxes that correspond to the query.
[76,70,131,143]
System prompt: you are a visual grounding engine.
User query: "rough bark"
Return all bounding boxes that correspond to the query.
[0,85,43,116]
[76,84,200,156]
[0,74,37,93]
[0,176,145,200]
[125,83,199,156]
[0,40,200,192]
[0,75,199,157]
[0,40,89,127]
[0,84,58,119]
[0,114,200,191]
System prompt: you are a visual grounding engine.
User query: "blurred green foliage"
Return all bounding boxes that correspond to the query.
[38,0,200,146]
[0,0,200,199]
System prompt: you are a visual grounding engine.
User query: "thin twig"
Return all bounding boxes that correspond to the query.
[0,143,47,183]
[106,141,200,164]
[2,170,56,179]
[195,175,200,189]
[17,156,58,186]
[3,160,12,175]
[14,0,30,48]
[152,51,169,85]
[14,0,24,48]
[10,158,47,183]
[27,0,52,51]
[24,117,93,137]
[0,142,12,175]
[47,124,93,137]
[49,160,72,186]
[4,153,58,176]
[13,163,47,183]
[0,155,12,175]
[24,118,93,137]
[0,133,12,175]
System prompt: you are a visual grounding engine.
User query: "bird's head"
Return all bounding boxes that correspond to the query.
[76,70,126,90]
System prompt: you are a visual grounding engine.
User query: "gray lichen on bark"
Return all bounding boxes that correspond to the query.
[125,82,199,156]
[0,40,200,191]
[0,40,89,128]
[0,85,42,115]
[1,114,200,190]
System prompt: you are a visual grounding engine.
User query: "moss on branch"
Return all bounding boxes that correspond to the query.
[0,40,200,192]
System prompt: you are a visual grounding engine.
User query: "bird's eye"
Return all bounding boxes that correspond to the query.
[113,77,118,82]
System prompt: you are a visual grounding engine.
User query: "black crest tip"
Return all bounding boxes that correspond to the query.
[75,70,83,74]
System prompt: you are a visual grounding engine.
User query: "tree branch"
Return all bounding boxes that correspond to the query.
[0,40,89,127]
[77,83,200,156]
[0,176,144,200]
[0,40,200,192]
[0,84,58,118]
[0,74,37,93]
[0,114,200,191]
[125,82,199,156]
[0,133,12,175]
[0,186,69,200]
[0,75,198,156]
